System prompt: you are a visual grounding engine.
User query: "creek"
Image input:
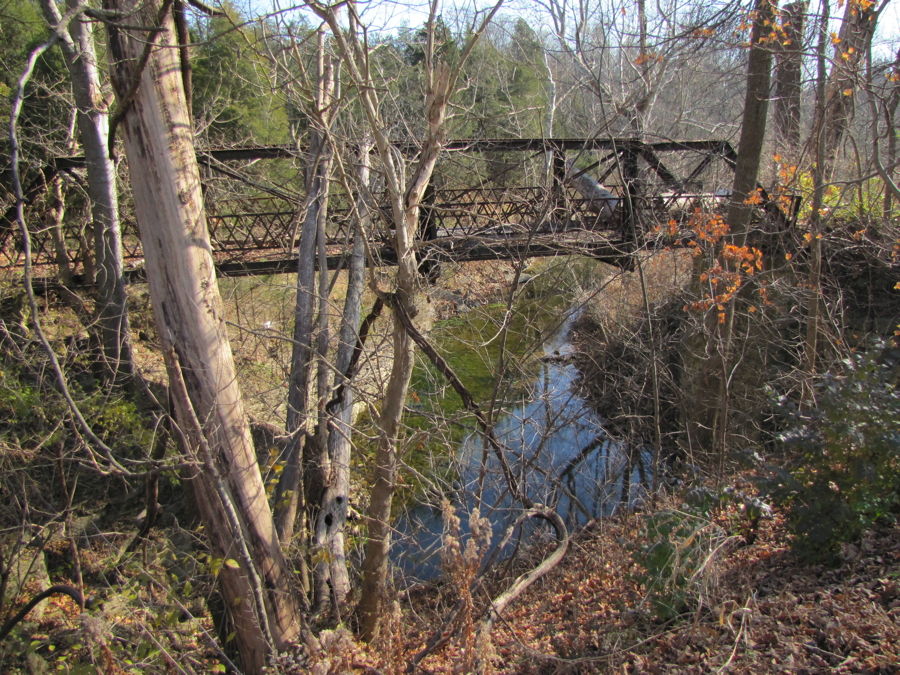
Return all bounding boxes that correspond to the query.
[393,303,651,582]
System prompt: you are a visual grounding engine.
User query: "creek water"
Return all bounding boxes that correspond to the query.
[392,307,651,582]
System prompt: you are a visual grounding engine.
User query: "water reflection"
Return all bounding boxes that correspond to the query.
[393,309,651,581]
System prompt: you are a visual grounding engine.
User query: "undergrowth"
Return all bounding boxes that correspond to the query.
[761,342,900,565]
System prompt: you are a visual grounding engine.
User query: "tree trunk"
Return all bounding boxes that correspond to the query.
[773,1,806,162]
[40,0,134,379]
[356,270,418,642]
[312,140,371,616]
[356,61,452,641]
[276,34,337,546]
[802,0,883,390]
[101,1,301,670]
[821,0,881,176]
[879,50,898,222]
[698,0,775,466]
[802,0,830,396]
[726,0,775,238]
[47,175,73,285]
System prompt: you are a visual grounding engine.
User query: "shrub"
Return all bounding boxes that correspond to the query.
[633,491,733,622]
[765,342,900,565]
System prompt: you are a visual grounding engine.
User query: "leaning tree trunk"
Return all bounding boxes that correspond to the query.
[40,0,134,380]
[821,0,881,177]
[102,1,301,670]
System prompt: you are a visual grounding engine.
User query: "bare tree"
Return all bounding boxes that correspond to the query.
[39,0,133,380]
[802,0,888,385]
[303,0,504,640]
[276,30,339,547]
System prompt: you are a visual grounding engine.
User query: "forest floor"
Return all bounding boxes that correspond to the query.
[396,483,900,674]
[5,473,896,673]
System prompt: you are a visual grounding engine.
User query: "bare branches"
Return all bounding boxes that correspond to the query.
[480,506,569,635]
[389,294,527,506]
[185,0,224,16]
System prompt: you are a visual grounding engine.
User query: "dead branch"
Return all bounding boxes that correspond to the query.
[480,506,569,635]
[389,294,528,506]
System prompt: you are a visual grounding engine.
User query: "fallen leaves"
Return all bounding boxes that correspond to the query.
[398,485,900,673]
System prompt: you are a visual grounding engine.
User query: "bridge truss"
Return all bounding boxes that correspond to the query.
[1,138,799,281]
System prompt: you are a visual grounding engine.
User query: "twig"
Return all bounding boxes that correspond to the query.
[716,595,753,673]
[164,346,276,650]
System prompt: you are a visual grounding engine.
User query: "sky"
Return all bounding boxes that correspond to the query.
[244,0,898,58]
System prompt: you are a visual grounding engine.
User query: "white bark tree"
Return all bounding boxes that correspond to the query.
[310,141,371,615]
[39,0,133,380]
[101,0,303,669]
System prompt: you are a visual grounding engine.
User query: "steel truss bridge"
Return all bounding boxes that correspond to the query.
[1,138,799,281]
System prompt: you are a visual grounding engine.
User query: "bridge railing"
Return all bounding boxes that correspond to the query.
[1,185,797,276]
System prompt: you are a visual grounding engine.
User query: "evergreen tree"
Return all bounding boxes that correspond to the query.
[190,3,288,145]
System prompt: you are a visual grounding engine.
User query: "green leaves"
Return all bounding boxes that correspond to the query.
[633,507,726,621]
[765,342,900,565]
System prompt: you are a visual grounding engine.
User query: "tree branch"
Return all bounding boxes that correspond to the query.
[388,295,528,507]
[480,506,569,634]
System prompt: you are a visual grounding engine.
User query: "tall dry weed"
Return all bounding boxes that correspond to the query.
[441,499,495,674]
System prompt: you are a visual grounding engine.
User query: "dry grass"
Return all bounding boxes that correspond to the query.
[578,249,694,344]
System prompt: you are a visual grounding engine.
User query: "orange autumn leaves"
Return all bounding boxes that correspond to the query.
[682,208,767,324]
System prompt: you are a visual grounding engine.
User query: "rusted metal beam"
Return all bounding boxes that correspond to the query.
[103,232,632,282]
[52,138,738,168]
[25,236,633,292]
